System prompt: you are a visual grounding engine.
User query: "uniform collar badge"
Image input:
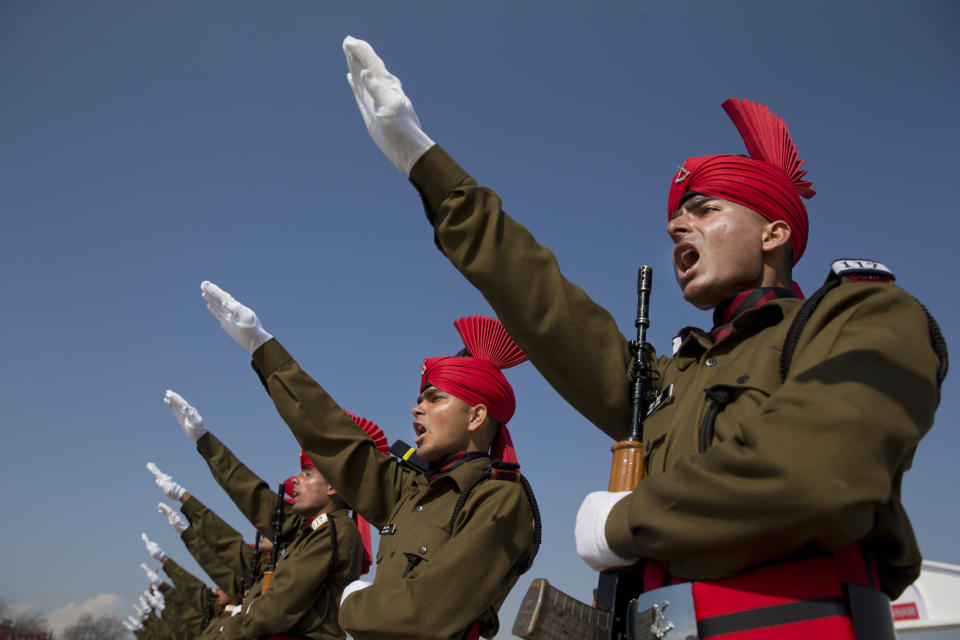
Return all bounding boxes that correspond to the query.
[674,161,689,184]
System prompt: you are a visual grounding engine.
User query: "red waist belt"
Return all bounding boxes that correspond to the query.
[639,543,886,640]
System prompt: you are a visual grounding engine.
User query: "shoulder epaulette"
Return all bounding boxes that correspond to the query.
[830,258,895,282]
[389,440,431,473]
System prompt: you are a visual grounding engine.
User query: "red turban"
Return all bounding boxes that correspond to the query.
[667,98,815,265]
[420,315,527,464]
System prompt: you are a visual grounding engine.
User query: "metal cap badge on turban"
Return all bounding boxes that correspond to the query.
[420,315,528,464]
[299,410,388,575]
[668,98,815,265]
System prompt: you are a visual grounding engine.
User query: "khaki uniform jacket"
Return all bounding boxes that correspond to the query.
[199,606,243,640]
[161,555,213,637]
[408,145,942,598]
[251,339,536,640]
[181,494,260,600]
[195,432,362,639]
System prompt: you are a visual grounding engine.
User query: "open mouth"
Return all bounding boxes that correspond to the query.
[674,244,699,274]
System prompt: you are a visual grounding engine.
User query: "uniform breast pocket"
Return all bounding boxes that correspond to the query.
[400,525,450,579]
[703,352,781,450]
[641,407,673,475]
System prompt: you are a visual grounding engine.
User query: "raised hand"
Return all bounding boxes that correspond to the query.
[146,462,186,501]
[163,390,208,442]
[158,502,189,533]
[344,36,435,174]
[141,532,166,561]
[200,281,273,353]
[140,562,162,586]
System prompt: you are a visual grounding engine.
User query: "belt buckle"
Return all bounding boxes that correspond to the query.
[628,583,698,640]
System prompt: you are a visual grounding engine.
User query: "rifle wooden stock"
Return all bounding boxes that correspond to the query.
[260,570,275,595]
[608,440,645,491]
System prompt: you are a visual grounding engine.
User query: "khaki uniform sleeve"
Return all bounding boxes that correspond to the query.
[195,431,299,540]
[409,145,633,441]
[605,283,941,595]
[182,494,258,587]
[180,525,244,599]
[251,339,412,526]
[339,482,534,640]
[160,556,208,635]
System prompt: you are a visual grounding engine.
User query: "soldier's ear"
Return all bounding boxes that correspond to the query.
[761,220,791,254]
[466,404,489,433]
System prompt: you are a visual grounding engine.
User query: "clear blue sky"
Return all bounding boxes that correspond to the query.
[2,1,958,637]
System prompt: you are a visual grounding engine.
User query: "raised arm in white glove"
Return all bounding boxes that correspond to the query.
[343,36,435,175]
[146,591,165,612]
[141,532,166,561]
[200,281,272,353]
[140,562,162,587]
[574,491,639,572]
[158,502,189,534]
[146,462,186,501]
[163,390,209,441]
[122,620,134,631]
[138,596,150,613]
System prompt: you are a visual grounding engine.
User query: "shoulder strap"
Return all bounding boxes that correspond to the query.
[781,260,948,385]
[447,462,542,575]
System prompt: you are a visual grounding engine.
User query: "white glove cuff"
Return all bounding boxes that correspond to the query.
[340,579,372,606]
[575,491,636,572]
[393,127,434,175]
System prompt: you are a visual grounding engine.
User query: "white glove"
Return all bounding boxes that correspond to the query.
[158,502,189,533]
[146,591,165,612]
[575,491,638,572]
[163,390,209,441]
[139,562,162,587]
[343,36,435,175]
[138,596,149,612]
[127,615,143,628]
[200,281,273,353]
[122,620,134,631]
[226,604,242,617]
[340,579,373,606]
[141,532,166,561]
[146,462,186,501]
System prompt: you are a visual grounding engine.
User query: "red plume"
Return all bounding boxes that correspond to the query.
[453,315,527,369]
[722,98,815,199]
[345,411,389,453]
[344,411,388,575]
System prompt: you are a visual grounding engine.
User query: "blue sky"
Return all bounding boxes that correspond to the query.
[2,1,958,636]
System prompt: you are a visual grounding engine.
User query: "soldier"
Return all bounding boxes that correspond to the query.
[342,37,946,639]
[157,390,363,640]
[200,284,539,640]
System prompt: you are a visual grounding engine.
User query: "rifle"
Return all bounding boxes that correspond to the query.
[596,265,655,638]
[260,482,286,595]
[247,529,262,596]
[514,266,656,640]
